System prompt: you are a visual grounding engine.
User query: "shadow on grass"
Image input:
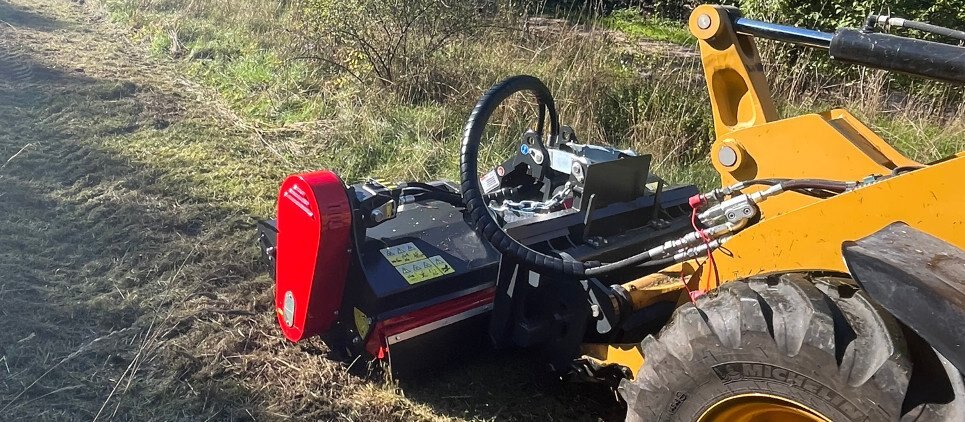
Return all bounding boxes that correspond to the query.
[0,49,271,420]
[0,0,70,31]
[398,346,625,421]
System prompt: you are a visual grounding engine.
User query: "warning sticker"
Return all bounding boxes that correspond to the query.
[380,243,455,284]
[400,258,454,284]
[428,256,454,274]
[396,256,455,284]
[480,170,500,194]
[379,242,427,266]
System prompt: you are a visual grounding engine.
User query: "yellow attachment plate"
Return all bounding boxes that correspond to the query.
[696,155,965,291]
[580,343,645,379]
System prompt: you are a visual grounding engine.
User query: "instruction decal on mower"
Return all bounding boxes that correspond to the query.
[380,242,427,265]
[380,242,455,284]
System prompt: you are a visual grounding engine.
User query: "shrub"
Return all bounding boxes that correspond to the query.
[741,0,965,31]
[294,0,491,101]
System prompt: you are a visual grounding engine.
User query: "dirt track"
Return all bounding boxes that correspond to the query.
[0,1,620,420]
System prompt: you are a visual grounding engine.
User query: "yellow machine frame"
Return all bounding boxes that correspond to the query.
[582,4,965,377]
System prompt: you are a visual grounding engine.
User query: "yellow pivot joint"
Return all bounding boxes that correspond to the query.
[689,5,778,139]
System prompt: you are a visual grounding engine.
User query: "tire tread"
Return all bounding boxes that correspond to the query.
[621,273,911,421]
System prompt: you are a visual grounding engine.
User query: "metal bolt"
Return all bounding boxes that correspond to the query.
[697,13,712,30]
[590,304,601,318]
[571,162,585,182]
[718,145,738,167]
[532,149,544,165]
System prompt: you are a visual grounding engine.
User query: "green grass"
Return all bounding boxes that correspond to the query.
[600,8,695,45]
[98,0,721,192]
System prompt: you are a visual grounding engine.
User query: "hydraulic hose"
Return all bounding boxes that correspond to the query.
[461,76,707,278]
[460,75,598,277]
[866,15,965,43]
[899,20,965,42]
[780,179,849,193]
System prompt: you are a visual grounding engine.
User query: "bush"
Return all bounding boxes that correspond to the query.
[294,0,490,101]
[741,0,965,32]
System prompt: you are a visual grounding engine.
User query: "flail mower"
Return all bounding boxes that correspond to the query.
[258,5,965,421]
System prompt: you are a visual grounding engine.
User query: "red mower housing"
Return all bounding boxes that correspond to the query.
[274,170,353,341]
[259,174,503,363]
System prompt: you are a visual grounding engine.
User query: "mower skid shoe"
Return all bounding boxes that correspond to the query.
[843,222,965,374]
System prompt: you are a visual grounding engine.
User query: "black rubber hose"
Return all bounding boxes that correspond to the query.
[635,256,676,269]
[460,75,596,277]
[901,20,965,42]
[781,179,849,193]
[892,165,924,175]
[585,250,656,277]
[867,15,965,43]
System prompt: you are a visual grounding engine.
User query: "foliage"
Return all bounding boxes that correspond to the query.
[740,0,965,32]
[615,0,965,32]
[601,7,695,44]
[294,0,487,101]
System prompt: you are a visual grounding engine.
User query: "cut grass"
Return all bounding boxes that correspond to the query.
[0,1,448,420]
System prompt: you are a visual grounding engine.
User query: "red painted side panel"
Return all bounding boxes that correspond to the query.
[365,287,496,358]
[275,170,353,342]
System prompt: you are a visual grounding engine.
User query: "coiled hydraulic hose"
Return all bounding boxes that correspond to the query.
[460,75,606,278]
[460,77,860,278]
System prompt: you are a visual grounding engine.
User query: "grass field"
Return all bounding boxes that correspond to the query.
[1,0,963,421]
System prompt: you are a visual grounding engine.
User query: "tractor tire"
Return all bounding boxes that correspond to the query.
[619,273,911,421]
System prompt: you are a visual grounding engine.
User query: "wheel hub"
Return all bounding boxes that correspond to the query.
[698,393,830,422]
